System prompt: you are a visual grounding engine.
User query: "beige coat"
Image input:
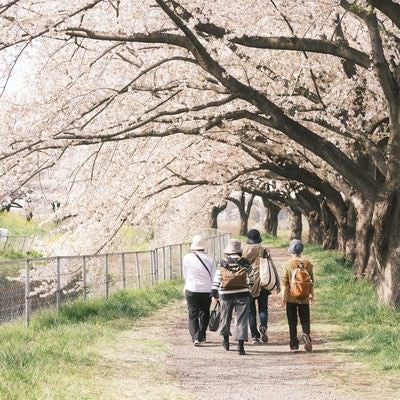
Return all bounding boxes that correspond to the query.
[281,256,314,304]
[242,243,265,297]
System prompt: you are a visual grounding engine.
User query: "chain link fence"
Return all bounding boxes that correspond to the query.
[0,235,35,253]
[0,231,230,326]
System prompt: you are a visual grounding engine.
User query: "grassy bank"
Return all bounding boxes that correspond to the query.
[305,245,400,372]
[0,280,184,400]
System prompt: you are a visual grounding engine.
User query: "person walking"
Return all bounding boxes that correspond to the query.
[211,239,255,355]
[242,228,280,344]
[182,234,216,346]
[281,239,314,352]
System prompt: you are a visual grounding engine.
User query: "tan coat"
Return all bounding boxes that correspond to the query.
[281,256,314,304]
[242,243,265,297]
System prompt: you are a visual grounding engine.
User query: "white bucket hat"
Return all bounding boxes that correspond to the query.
[224,239,242,255]
[190,235,207,251]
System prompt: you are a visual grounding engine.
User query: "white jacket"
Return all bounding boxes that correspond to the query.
[182,250,216,293]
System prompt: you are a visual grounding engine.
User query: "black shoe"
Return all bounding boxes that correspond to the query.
[238,340,245,355]
[222,336,229,351]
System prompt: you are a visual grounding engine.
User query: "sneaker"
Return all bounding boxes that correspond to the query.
[259,325,268,343]
[222,337,229,351]
[252,338,261,344]
[193,340,200,346]
[302,334,312,352]
[290,345,299,352]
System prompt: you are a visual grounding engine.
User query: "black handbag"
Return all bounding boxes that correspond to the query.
[208,302,221,332]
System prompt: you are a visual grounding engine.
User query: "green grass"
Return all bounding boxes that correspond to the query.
[0,212,49,237]
[307,245,400,372]
[0,280,184,400]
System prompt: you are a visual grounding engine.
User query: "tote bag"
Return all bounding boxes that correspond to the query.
[208,302,221,332]
[259,255,279,291]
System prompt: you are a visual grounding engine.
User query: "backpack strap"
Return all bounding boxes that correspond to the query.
[193,251,212,278]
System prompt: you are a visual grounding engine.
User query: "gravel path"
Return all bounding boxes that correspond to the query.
[165,248,399,400]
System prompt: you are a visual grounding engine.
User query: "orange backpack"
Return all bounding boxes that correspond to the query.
[289,261,313,300]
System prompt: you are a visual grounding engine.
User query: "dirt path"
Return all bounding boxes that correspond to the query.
[92,248,399,400]
[167,247,399,400]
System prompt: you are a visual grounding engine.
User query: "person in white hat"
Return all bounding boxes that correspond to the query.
[182,234,216,346]
[211,238,255,355]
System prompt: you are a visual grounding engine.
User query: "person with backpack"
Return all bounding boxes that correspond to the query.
[243,229,280,344]
[281,239,314,352]
[211,238,255,355]
[182,234,216,346]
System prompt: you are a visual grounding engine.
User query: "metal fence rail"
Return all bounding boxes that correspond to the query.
[0,231,230,326]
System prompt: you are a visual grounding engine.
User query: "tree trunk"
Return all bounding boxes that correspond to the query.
[372,189,400,307]
[228,191,254,236]
[353,196,374,278]
[262,198,280,236]
[209,203,227,229]
[267,205,279,236]
[239,218,248,236]
[289,208,302,240]
[307,210,323,244]
[320,202,338,250]
[342,201,357,263]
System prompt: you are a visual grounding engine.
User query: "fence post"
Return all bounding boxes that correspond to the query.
[155,248,159,282]
[135,252,141,288]
[169,245,173,280]
[4,236,9,251]
[56,257,61,312]
[21,236,27,252]
[122,253,126,289]
[150,249,156,284]
[105,254,109,298]
[162,246,166,281]
[82,256,87,300]
[179,244,183,279]
[211,236,217,260]
[24,259,31,328]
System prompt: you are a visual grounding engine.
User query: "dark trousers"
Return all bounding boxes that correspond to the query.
[219,294,250,341]
[249,289,269,339]
[185,290,212,342]
[286,302,310,347]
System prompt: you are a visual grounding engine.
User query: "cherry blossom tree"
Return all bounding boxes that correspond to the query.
[0,0,399,306]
